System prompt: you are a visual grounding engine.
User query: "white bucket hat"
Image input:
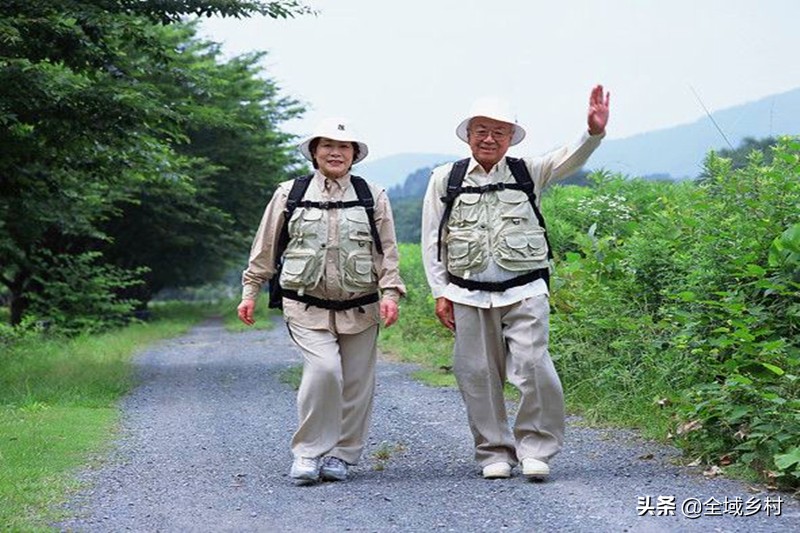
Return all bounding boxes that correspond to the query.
[298,117,369,164]
[456,96,526,146]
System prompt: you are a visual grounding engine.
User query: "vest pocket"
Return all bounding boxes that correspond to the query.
[293,207,323,223]
[279,250,321,292]
[289,208,323,241]
[494,230,548,272]
[451,193,482,225]
[497,189,531,219]
[342,251,376,292]
[348,229,373,249]
[446,230,487,277]
[345,209,373,251]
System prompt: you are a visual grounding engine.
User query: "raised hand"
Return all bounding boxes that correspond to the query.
[588,84,610,135]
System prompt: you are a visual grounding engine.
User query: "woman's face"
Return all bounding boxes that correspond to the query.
[313,137,355,179]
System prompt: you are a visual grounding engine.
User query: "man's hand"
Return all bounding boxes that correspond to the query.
[380,298,399,328]
[588,84,610,136]
[237,298,256,326]
[435,297,455,331]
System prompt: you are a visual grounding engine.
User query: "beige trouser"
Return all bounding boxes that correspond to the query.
[287,323,378,465]
[452,294,565,467]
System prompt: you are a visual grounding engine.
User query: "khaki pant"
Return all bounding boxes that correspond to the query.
[287,323,378,464]
[453,294,565,467]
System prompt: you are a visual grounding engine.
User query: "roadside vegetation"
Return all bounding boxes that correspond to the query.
[0,302,212,530]
[1,1,311,528]
[380,138,800,491]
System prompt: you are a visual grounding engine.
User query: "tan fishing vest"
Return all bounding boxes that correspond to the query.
[279,183,377,295]
[445,180,549,279]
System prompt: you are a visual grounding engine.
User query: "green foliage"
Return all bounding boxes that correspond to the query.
[0,300,210,529]
[99,22,304,300]
[547,137,800,488]
[279,364,302,390]
[662,139,800,488]
[391,196,424,243]
[26,251,147,335]
[378,243,455,382]
[370,440,407,471]
[711,136,778,171]
[386,165,434,244]
[769,222,800,278]
[1,1,308,332]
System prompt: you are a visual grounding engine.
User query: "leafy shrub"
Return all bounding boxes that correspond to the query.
[664,139,800,488]
[26,251,147,335]
[546,137,800,488]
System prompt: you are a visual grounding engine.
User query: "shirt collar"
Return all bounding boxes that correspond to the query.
[314,170,351,191]
[467,156,508,176]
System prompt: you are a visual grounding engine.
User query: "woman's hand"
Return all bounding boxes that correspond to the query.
[237,299,256,326]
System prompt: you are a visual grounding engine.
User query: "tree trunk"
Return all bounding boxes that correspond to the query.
[8,272,30,326]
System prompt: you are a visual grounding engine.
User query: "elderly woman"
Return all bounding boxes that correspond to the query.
[237,117,405,484]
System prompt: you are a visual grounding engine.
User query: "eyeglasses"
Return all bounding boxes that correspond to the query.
[469,128,513,141]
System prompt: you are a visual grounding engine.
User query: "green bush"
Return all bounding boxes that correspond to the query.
[27,251,147,335]
[548,137,800,488]
[662,140,800,488]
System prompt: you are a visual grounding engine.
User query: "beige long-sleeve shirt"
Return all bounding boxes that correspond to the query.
[243,171,406,334]
[421,130,604,309]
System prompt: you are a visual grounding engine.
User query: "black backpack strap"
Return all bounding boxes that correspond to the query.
[269,175,313,309]
[350,175,383,255]
[282,289,380,311]
[448,268,549,292]
[506,157,553,260]
[296,199,361,209]
[437,158,470,261]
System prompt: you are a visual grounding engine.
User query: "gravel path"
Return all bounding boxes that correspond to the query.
[58,318,799,532]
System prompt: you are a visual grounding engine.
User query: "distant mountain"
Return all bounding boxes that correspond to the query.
[387,166,433,200]
[354,152,457,189]
[588,87,800,178]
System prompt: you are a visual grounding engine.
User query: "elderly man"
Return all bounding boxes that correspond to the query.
[421,86,610,479]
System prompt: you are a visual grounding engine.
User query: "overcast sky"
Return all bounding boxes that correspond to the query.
[199,0,800,161]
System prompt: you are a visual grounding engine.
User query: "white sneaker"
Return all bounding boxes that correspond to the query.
[290,456,320,484]
[521,458,550,479]
[482,461,512,479]
[320,456,348,481]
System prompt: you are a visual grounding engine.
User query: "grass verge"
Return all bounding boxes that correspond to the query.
[0,301,209,531]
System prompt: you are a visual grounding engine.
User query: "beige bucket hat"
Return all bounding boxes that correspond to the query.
[456,96,526,146]
[298,117,369,164]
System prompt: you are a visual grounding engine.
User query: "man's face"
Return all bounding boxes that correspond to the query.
[313,137,355,179]
[467,117,514,170]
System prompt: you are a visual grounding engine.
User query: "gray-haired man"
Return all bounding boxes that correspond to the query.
[421,86,610,479]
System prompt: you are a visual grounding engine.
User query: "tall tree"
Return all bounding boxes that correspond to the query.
[102,22,305,301]
[0,1,308,327]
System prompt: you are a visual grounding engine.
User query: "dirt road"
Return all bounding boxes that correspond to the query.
[58,319,799,532]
